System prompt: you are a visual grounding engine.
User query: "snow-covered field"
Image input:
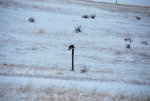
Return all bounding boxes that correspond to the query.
[0,0,150,100]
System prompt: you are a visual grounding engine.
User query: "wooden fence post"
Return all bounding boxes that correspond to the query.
[72,48,74,71]
[68,45,75,71]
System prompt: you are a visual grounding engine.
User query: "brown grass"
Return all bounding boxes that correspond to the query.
[3,63,8,66]
[0,83,150,101]
[31,47,38,50]
[37,29,45,34]
[25,0,49,2]
[56,70,64,75]
[17,84,32,93]
[138,52,150,57]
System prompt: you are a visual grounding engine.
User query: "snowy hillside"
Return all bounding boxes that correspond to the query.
[90,0,150,6]
[0,0,150,100]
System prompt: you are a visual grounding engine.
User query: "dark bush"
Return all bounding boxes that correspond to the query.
[126,44,130,49]
[124,38,132,42]
[81,66,88,73]
[141,41,148,45]
[82,15,89,19]
[91,15,96,19]
[3,63,8,66]
[136,16,141,20]
[29,17,35,22]
[75,25,82,33]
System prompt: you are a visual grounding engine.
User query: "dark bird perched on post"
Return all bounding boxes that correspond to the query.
[68,45,74,50]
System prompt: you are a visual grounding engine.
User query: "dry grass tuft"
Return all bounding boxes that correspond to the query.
[3,63,14,67]
[56,70,64,75]
[116,33,131,37]
[115,50,122,55]
[37,29,45,34]
[138,52,150,57]
[3,63,8,66]
[31,47,37,50]
[32,29,46,34]
[81,66,88,73]
[17,84,32,93]
[75,25,82,33]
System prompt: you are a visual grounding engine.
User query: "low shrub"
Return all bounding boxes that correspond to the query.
[91,15,96,19]
[126,44,130,49]
[29,17,35,22]
[141,41,148,45]
[82,15,89,19]
[124,38,132,42]
[136,16,141,20]
[75,25,82,33]
[80,65,88,73]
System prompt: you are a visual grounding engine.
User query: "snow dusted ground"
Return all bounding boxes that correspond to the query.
[0,0,150,100]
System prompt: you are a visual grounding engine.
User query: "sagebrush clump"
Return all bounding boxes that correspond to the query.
[29,17,35,22]
[91,15,96,19]
[82,15,89,19]
[136,16,141,20]
[124,38,132,42]
[141,41,148,45]
[126,44,130,49]
[75,25,82,33]
[80,65,88,73]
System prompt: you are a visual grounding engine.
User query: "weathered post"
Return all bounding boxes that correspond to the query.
[116,0,117,4]
[72,48,74,71]
[68,45,75,71]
